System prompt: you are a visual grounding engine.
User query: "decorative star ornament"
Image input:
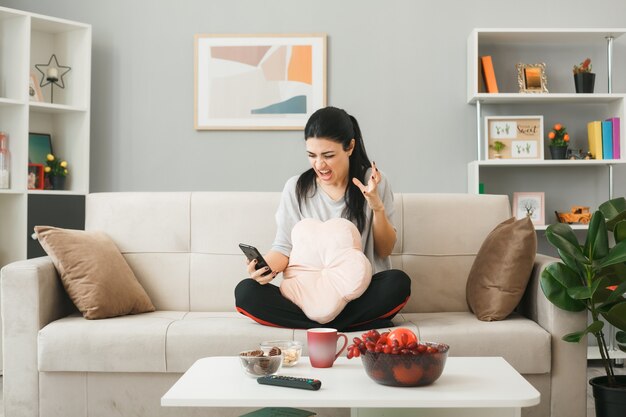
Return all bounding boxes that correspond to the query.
[35,54,71,88]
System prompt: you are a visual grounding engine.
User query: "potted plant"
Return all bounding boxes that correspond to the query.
[573,57,595,93]
[490,140,506,158]
[548,123,570,159]
[541,197,626,417]
[44,153,68,190]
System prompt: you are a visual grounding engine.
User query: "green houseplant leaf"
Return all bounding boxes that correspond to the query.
[540,263,586,311]
[603,301,626,331]
[599,239,626,267]
[563,320,604,343]
[599,197,626,231]
[542,201,626,386]
[545,223,587,265]
[584,211,609,260]
[614,220,626,243]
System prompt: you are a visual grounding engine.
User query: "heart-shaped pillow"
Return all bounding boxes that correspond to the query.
[280,218,372,323]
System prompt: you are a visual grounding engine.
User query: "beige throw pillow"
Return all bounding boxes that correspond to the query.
[35,226,155,319]
[466,216,536,321]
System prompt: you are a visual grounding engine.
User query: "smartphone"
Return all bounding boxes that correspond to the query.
[238,243,272,276]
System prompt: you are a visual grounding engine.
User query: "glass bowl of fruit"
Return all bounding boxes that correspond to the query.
[347,328,449,387]
[260,340,302,367]
[239,348,283,377]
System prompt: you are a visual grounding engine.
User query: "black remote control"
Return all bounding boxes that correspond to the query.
[257,375,322,390]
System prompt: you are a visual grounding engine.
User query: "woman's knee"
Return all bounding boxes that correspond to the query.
[378,269,411,299]
[234,278,259,306]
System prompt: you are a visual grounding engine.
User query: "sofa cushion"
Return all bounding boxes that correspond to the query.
[35,226,155,319]
[403,311,550,374]
[466,216,536,321]
[38,312,294,373]
[280,218,372,323]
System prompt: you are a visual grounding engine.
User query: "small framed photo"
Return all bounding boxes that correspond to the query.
[513,192,545,226]
[29,73,43,102]
[516,63,548,93]
[28,132,53,165]
[485,116,544,160]
[28,163,44,190]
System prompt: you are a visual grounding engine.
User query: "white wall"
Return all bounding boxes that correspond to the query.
[2,0,626,201]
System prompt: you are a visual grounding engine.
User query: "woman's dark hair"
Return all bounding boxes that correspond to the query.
[296,106,372,232]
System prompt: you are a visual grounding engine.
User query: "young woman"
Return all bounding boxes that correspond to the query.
[235,106,411,331]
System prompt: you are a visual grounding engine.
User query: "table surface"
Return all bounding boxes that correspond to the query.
[161,356,540,409]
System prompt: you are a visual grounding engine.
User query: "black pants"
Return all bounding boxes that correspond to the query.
[234,269,411,332]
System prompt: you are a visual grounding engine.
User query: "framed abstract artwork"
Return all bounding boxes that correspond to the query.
[194,34,327,130]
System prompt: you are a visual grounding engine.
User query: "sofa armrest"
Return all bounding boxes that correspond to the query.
[518,253,588,417]
[1,256,74,417]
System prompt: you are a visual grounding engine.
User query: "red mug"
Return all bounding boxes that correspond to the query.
[307,328,348,368]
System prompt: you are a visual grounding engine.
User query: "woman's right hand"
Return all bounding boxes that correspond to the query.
[246,259,276,285]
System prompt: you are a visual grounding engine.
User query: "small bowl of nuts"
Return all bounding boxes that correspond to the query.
[260,340,302,367]
[239,348,283,377]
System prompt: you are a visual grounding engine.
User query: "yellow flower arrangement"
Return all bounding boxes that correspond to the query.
[548,123,570,148]
[44,153,69,177]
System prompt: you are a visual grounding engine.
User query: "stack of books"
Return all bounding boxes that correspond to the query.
[587,117,621,160]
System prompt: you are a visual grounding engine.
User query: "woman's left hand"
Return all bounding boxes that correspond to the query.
[352,161,384,211]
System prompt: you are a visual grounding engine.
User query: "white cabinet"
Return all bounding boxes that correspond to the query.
[0,6,90,267]
[467,29,626,229]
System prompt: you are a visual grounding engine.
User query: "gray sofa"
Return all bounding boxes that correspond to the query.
[1,192,587,417]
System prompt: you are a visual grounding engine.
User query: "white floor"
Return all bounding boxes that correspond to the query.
[0,362,621,417]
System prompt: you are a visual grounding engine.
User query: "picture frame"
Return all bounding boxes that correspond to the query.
[513,192,545,226]
[28,132,53,165]
[485,116,544,160]
[516,63,548,93]
[27,163,44,190]
[194,34,327,130]
[28,72,43,102]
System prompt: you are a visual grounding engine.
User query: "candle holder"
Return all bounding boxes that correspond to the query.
[34,54,71,104]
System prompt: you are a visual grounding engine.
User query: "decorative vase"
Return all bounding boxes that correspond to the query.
[49,175,66,190]
[549,146,568,160]
[590,375,626,417]
[574,72,595,93]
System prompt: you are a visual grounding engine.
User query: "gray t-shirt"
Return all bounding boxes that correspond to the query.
[271,170,396,274]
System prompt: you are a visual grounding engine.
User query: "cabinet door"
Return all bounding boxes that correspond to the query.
[27,194,85,258]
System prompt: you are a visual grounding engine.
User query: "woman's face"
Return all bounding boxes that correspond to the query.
[306,137,354,187]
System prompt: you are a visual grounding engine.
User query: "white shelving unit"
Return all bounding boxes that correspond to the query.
[0,6,91,371]
[467,28,626,230]
[0,6,90,266]
[467,29,626,360]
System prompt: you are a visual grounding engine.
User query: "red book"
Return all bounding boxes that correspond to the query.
[481,56,499,93]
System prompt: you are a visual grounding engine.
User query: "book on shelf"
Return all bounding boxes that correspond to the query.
[606,116,621,159]
[587,121,603,160]
[480,56,499,93]
[601,120,614,159]
[239,408,316,417]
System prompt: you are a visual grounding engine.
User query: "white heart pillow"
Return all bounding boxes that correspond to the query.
[280,218,372,323]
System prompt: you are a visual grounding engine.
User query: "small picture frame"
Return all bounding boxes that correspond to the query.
[28,132,53,165]
[27,163,44,190]
[29,73,43,102]
[516,63,548,93]
[485,116,544,160]
[513,192,545,226]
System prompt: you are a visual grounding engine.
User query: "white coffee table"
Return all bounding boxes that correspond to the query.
[161,356,539,417]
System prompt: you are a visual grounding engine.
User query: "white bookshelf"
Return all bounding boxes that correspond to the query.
[467,28,626,223]
[0,6,91,372]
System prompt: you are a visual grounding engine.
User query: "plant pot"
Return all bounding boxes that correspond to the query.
[49,175,66,190]
[549,145,568,160]
[574,72,595,93]
[590,375,626,417]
